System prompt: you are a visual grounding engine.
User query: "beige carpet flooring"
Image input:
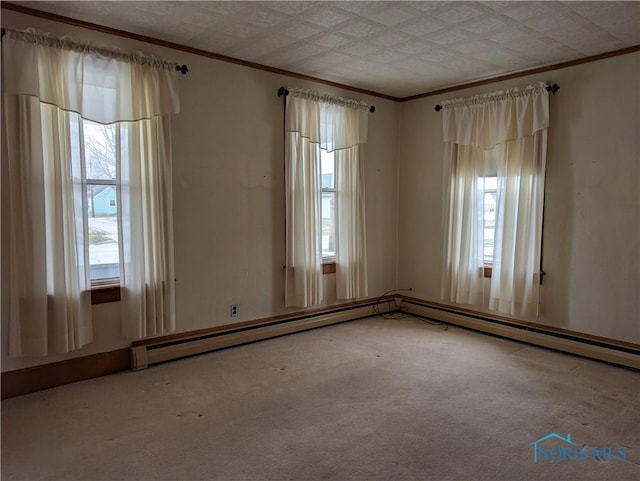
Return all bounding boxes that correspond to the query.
[2,315,639,481]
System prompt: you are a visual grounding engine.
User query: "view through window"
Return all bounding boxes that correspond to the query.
[320,149,335,259]
[483,176,497,265]
[76,118,121,283]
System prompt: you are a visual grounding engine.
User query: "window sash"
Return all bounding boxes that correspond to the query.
[483,177,497,265]
[320,149,336,259]
[79,118,122,284]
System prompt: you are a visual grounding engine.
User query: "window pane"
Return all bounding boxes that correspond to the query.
[483,177,497,264]
[321,191,335,258]
[484,176,497,191]
[320,149,334,189]
[83,120,117,180]
[87,185,120,281]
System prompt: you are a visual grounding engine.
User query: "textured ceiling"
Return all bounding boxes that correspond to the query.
[6,1,640,98]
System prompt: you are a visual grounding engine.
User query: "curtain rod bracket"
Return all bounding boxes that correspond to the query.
[175,64,189,75]
[546,83,560,94]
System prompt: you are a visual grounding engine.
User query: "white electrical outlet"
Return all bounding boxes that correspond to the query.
[230,304,239,317]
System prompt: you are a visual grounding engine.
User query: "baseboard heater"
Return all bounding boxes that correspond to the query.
[400,298,640,370]
[131,300,392,371]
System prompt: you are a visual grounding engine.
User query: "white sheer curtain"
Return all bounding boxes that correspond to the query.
[2,28,179,355]
[284,89,369,307]
[285,96,322,307]
[335,146,368,300]
[440,142,489,305]
[441,82,549,317]
[119,117,176,339]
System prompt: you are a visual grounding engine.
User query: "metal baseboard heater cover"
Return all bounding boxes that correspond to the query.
[401,300,640,370]
[131,302,391,371]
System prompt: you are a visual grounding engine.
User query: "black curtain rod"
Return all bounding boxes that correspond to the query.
[278,87,376,113]
[1,27,189,75]
[434,83,560,112]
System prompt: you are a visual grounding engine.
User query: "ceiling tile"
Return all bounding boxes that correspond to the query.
[434,3,486,23]
[338,20,383,38]
[503,2,558,22]
[398,18,445,37]
[312,32,353,48]
[304,8,351,28]
[369,6,416,26]
[341,41,382,57]
[461,16,510,35]
[262,1,317,15]
[371,31,411,48]
[282,23,323,39]
[426,29,472,46]
[333,1,386,16]
[241,8,287,29]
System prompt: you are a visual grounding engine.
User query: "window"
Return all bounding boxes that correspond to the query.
[320,149,335,260]
[4,26,180,354]
[284,90,369,307]
[75,118,121,284]
[482,176,497,265]
[440,83,549,317]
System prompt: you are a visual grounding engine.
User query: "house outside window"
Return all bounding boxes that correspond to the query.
[75,118,121,283]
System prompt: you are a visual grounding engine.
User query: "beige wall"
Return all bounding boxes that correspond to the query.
[1,11,400,371]
[398,52,640,343]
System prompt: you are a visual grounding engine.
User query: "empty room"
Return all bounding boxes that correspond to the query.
[1,1,639,480]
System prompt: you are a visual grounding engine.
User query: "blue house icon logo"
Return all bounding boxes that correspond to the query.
[528,433,577,463]
[528,432,628,463]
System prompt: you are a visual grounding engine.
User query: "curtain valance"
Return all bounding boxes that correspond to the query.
[2,27,180,124]
[285,89,368,151]
[442,82,549,149]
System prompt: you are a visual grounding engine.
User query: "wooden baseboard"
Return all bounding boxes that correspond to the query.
[1,348,131,400]
[131,300,391,370]
[1,297,391,398]
[132,296,392,347]
[6,295,634,398]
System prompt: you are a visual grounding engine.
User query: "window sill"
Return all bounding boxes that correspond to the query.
[322,261,336,274]
[483,266,546,284]
[91,284,120,304]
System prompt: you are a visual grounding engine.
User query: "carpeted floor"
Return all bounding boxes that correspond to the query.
[2,315,639,481]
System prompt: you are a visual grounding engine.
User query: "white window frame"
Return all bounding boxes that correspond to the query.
[79,119,121,285]
[482,176,497,266]
[320,149,336,261]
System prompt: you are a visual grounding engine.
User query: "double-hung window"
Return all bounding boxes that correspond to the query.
[481,176,498,266]
[76,119,121,283]
[440,83,550,317]
[3,27,180,355]
[320,149,336,260]
[284,88,370,307]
